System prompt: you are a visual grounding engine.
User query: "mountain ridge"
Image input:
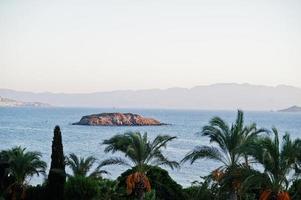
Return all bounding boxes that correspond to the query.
[0,83,300,110]
[1,83,300,94]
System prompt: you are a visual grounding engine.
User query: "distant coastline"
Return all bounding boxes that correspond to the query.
[0,96,50,107]
[278,105,301,112]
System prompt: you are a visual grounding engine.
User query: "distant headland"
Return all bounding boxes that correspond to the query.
[278,105,301,112]
[0,96,50,107]
[72,113,167,126]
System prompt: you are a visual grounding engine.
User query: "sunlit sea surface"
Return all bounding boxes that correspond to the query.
[0,107,300,187]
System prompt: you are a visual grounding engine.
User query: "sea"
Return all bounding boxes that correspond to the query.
[0,107,300,187]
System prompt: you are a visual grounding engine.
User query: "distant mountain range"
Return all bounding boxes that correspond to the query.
[278,105,301,112]
[0,83,300,110]
[0,96,50,107]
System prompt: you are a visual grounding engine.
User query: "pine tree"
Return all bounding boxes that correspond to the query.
[47,126,66,200]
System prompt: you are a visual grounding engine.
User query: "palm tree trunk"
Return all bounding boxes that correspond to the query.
[135,180,145,200]
[11,184,23,200]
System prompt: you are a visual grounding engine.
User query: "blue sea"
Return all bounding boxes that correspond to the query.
[0,107,301,187]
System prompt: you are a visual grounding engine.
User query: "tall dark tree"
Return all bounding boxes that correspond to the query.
[47,126,66,200]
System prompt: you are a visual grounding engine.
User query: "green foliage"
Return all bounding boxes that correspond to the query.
[147,166,184,200]
[102,132,179,200]
[0,152,13,199]
[144,190,156,200]
[27,179,119,200]
[102,131,179,172]
[225,167,261,200]
[182,110,266,199]
[116,165,185,200]
[0,146,46,200]
[0,146,46,185]
[183,179,216,200]
[184,175,259,200]
[64,176,99,200]
[47,126,66,200]
[245,128,301,195]
[182,110,265,167]
[66,153,108,179]
[289,179,301,200]
[24,184,46,200]
[98,179,119,200]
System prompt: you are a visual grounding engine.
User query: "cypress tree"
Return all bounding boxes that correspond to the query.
[47,125,66,200]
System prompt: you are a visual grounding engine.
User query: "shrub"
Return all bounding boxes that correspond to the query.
[183,177,219,200]
[25,184,46,200]
[64,176,100,200]
[98,179,119,200]
[184,185,214,200]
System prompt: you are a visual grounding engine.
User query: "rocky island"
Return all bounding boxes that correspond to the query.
[72,113,167,126]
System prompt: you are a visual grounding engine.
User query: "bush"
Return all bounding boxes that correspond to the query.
[183,178,218,200]
[184,185,214,200]
[64,176,100,200]
[98,179,119,200]
[25,184,47,200]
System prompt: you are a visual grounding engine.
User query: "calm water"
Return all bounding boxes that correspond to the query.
[0,107,301,187]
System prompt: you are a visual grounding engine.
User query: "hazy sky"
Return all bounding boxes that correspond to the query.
[1,0,300,93]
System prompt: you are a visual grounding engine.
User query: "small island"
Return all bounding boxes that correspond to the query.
[278,105,301,112]
[72,112,167,126]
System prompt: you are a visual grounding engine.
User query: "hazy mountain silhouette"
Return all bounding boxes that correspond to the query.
[0,83,300,110]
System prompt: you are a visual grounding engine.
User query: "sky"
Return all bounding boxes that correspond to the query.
[0,0,301,93]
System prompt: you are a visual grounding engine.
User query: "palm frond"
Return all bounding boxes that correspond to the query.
[100,157,131,168]
[149,151,180,169]
[182,145,227,165]
[102,131,177,173]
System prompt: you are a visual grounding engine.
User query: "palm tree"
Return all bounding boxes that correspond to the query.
[181,110,266,200]
[102,131,179,200]
[245,128,301,200]
[66,153,108,179]
[1,146,46,200]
